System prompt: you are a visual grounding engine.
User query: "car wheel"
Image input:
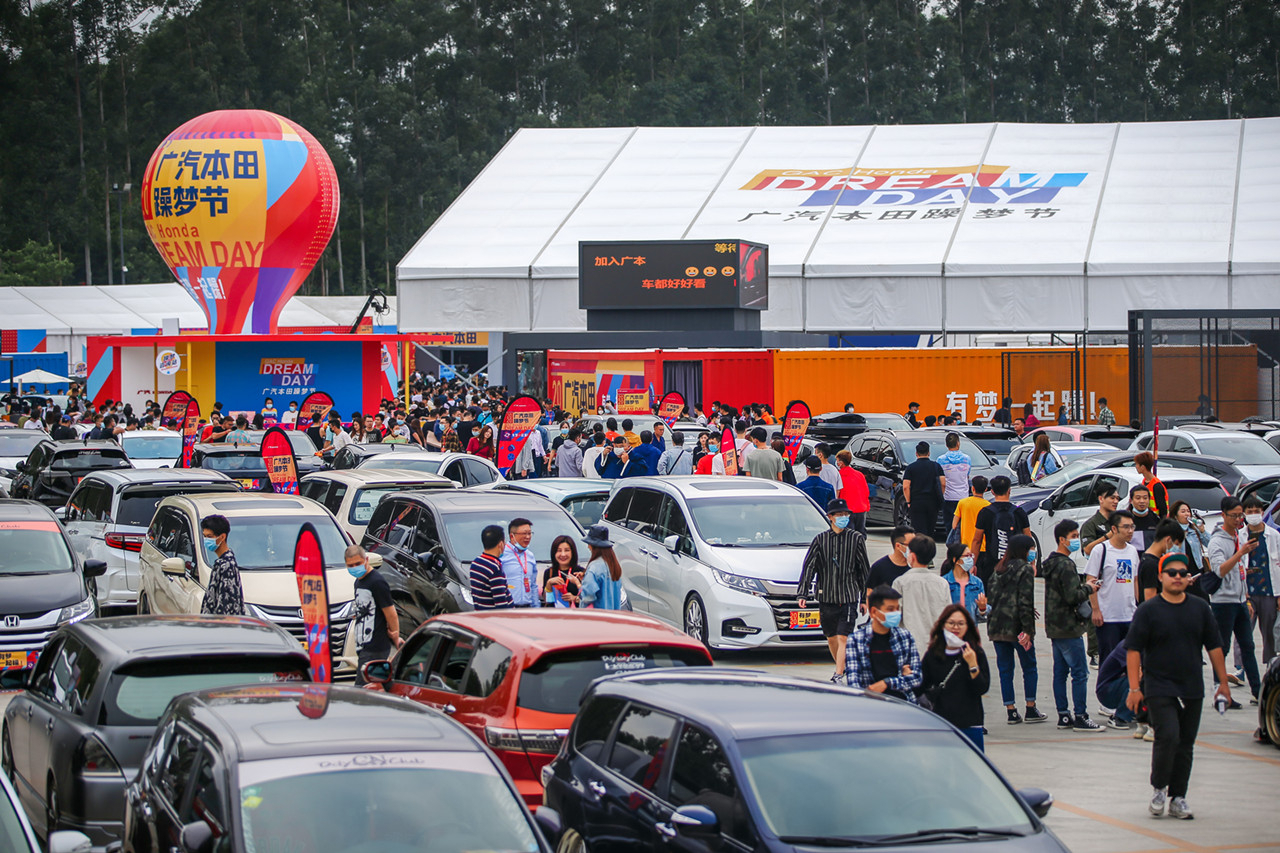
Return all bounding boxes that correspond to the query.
[684,594,709,646]
[1,732,13,783]
[1265,685,1280,750]
[137,592,151,615]
[46,778,60,839]
[556,828,588,853]
[894,493,910,528]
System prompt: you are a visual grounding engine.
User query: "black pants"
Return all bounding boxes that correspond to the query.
[909,503,938,538]
[1147,695,1202,798]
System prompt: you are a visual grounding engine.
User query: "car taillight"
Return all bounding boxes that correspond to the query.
[485,726,568,755]
[105,532,143,552]
[79,735,123,777]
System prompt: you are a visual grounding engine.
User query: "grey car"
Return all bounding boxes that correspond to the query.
[494,478,613,528]
[1,615,309,848]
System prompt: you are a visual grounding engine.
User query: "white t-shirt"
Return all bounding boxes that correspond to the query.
[282,410,298,425]
[1085,539,1139,623]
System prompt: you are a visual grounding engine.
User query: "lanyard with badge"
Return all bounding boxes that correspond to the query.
[515,549,531,592]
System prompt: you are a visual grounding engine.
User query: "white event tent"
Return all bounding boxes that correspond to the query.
[396,118,1280,334]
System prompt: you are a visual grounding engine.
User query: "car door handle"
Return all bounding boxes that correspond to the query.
[46,718,55,731]
[441,704,456,715]
[588,780,607,798]
[655,822,677,840]
[25,706,34,720]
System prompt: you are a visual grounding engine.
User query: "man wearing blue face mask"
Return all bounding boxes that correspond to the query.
[1043,519,1105,731]
[347,544,400,685]
[798,499,872,683]
[844,585,921,701]
[199,514,244,617]
[500,518,540,607]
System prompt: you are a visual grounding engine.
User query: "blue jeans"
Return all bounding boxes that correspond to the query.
[961,726,985,752]
[1211,602,1261,697]
[994,640,1038,706]
[1051,637,1089,717]
[1096,674,1134,723]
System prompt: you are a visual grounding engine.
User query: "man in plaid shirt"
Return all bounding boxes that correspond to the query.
[845,585,922,702]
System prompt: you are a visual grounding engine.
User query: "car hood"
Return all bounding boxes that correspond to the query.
[1010,486,1056,511]
[704,545,806,584]
[0,569,85,613]
[242,566,356,607]
[1236,464,1280,483]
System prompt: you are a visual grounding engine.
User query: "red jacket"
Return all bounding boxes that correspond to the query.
[839,465,870,513]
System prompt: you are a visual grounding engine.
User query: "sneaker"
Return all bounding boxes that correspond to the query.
[1024,706,1048,724]
[1056,713,1073,729]
[1168,797,1193,820]
[1006,708,1023,725]
[1132,723,1148,738]
[1250,696,1259,706]
[1149,787,1167,816]
[1073,715,1104,731]
[1227,700,1243,710]
[1227,669,1244,686]
[1108,715,1132,731]
[830,671,843,683]
[1089,655,1099,669]
[1143,728,1155,743]
[1098,704,1115,716]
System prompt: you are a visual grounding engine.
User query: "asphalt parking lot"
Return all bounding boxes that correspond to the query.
[2,531,1275,853]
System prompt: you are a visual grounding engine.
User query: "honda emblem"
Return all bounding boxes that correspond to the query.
[298,609,304,620]
[3,615,18,628]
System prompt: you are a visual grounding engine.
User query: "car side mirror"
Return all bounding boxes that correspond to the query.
[1017,787,1054,818]
[361,659,392,685]
[663,534,681,554]
[83,559,107,578]
[672,804,720,842]
[14,460,24,471]
[367,553,383,568]
[161,557,187,576]
[534,806,563,842]
[180,821,215,853]
[56,506,71,520]
[48,831,94,853]
[1039,497,1053,514]
[0,667,30,690]
[882,455,898,469]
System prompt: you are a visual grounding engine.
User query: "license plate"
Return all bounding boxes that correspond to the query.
[237,478,260,489]
[789,609,820,629]
[0,650,33,670]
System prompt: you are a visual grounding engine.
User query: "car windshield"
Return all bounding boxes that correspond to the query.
[0,431,45,457]
[517,646,710,714]
[116,486,238,527]
[104,658,307,725]
[350,486,425,524]
[51,450,131,471]
[440,510,581,562]
[122,435,183,460]
[565,494,608,528]
[1034,457,1104,489]
[225,515,349,570]
[363,455,442,474]
[860,414,911,430]
[969,435,1022,457]
[1196,436,1280,466]
[686,496,829,547]
[896,436,992,466]
[238,755,539,853]
[0,522,74,574]
[1166,482,1229,512]
[200,452,266,472]
[247,431,316,455]
[740,730,1033,841]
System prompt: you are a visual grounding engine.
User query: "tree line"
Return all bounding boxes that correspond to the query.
[0,0,1276,292]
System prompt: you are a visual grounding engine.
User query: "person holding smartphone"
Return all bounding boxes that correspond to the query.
[1241,495,1280,665]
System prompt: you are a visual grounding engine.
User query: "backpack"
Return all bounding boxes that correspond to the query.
[987,502,1022,561]
[1014,455,1032,487]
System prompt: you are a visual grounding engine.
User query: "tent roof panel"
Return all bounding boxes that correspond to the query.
[12,286,151,333]
[99,282,207,327]
[1230,117,1280,273]
[0,289,70,333]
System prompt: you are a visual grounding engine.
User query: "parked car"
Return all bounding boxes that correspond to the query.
[117,430,184,469]
[938,425,1025,461]
[1023,468,1228,565]
[1265,429,1280,453]
[360,491,584,630]
[357,450,503,489]
[806,412,913,442]
[0,501,104,682]
[62,469,240,614]
[1238,475,1280,518]
[844,429,1014,533]
[542,668,1066,853]
[0,768,92,853]
[601,477,829,648]
[136,492,359,676]
[1131,427,1280,482]
[188,437,324,491]
[10,440,133,508]
[120,683,554,853]
[1010,450,1251,509]
[1,615,309,847]
[0,428,50,494]
[1005,441,1116,479]
[300,468,457,541]
[361,610,713,806]
[1259,654,1280,749]
[1027,425,1139,449]
[496,478,613,528]
[329,442,434,470]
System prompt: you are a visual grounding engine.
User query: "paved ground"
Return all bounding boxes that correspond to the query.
[740,533,1280,853]
[3,531,1276,853]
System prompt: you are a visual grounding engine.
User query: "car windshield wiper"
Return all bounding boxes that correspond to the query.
[867,827,1028,845]
[777,836,877,847]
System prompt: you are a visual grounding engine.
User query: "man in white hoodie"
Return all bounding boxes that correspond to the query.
[1207,496,1261,705]
[895,535,953,651]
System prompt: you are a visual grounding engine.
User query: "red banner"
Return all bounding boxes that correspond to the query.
[260,426,300,495]
[299,391,335,430]
[180,399,201,469]
[781,400,811,464]
[719,425,738,477]
[497,395,543,477]
[657,392,685,429]
[293,523,332,683]
[161,390,192,430]
[617,389,649,415]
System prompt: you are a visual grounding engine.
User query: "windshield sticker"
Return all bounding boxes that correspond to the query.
[317,754,437,770]
[0,521,60,531]
[242,789,263,810]
[602,652,651,672]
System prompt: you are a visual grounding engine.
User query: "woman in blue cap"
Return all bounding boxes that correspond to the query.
[579,525,623,610]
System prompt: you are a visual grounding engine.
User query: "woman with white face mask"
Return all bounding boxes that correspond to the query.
[920,604,990,751]
[942,542,989,620]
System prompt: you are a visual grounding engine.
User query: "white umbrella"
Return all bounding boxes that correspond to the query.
[10,368,70,386]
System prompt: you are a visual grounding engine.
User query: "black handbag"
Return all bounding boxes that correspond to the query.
[918,658,963,712]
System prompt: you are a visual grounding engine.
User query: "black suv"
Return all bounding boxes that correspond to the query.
[120,684,552,853]
[359,491,584,631]
[844,429,1013,532]
[11,440,133,507]
[805,412,913,443]
[542,669,1065,853]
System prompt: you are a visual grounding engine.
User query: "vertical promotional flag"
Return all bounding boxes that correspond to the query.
[1152,412,1159,473]
[180,399,201,469]
[497,396,543,477]
[299,391,335,430]
[719,425,739,477]
[260,426,300,494]
[293,523,332,683]
[160,389,192,430]
[781,400,812,464]
[657,392,685,429]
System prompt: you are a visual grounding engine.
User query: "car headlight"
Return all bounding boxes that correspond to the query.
[459,586,474,605]
[57,596,94,625]
[333,599,355,619]
[245,603,271,621]
[710,568,767,596]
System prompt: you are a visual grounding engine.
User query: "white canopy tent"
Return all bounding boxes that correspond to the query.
[397,118,1280,334]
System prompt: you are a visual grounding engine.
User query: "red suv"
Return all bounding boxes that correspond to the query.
[361,610,712,806]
